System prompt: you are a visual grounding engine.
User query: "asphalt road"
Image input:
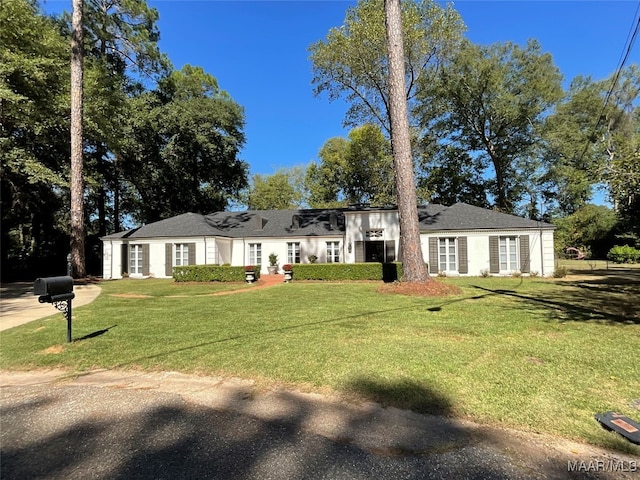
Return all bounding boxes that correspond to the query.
[0,385,510,480]
[1,371,638,480]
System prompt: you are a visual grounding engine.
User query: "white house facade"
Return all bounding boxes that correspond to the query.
[100,203,556,279]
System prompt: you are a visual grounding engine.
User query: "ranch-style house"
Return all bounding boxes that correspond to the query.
[100,202,556,279]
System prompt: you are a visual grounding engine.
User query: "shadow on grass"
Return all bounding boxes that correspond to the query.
[106,304,424,370]
[472,272,640,325]
[75,325,117,342]
[345,378,452,416]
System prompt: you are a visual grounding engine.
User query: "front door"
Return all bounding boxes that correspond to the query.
[365,241,384,262]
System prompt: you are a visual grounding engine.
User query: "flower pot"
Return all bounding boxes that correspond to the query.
[245,271,256,283]
[267,265,278,275]
[283,270,293,283]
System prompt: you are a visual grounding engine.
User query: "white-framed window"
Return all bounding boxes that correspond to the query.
[287,242,300,264]
[249,243,262,266]
[499,236,518,272]
[326,241,340,263]
[438,238,457,272]
[174,244,189,266]
[366,229,383,238]
[130,244,143,274]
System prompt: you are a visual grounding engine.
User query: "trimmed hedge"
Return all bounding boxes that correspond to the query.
[607,245,640,264]
[173,263,417,282]
[173,265,260,282]
[290,262,403,282]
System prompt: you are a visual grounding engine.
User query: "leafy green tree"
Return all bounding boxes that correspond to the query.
[542,76,608,215]
[599,66,639,236]
[83,0,168,76]
[121,65,248,223]
[305,137,348,208]
[553,204,617,258]
[310,0,463,283]
[1,0,71,278]
[417,39,563,213]
[347,124,395,204]
[306,124,394,207]
[309,0,464,134]
[543,66,639,233]
[78,0,169,235]
[417,143,489,207]
[246,170,304,210]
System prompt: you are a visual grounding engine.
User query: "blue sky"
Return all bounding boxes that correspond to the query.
[45,1,638,181]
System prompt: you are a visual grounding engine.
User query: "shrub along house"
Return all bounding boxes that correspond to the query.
[100,203,556,279]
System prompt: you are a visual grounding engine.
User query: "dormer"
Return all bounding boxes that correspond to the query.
[329,212,338,230]
[292,214,300,229]
[255,215,266,230]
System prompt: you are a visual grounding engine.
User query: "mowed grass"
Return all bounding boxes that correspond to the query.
[2,274,639,452]
[96,277,254,297]
[558,258,640,274]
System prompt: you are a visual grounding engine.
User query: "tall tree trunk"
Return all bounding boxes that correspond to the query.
[114,153,121,233]
[384,0,429,283]
[70,0,86,277]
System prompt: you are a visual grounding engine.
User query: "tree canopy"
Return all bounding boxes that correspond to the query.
[121,65,248,223]
[1,1,248,279]
[542,65,639,233]
[1,0,71,277]
[245,169,305,211]
[416,39,563,214]
[306,124,394,207]
[309,0,464,134]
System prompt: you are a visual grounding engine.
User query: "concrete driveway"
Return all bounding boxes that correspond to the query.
[0,282,101,332]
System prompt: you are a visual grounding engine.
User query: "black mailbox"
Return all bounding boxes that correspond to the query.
[34,276,75,303]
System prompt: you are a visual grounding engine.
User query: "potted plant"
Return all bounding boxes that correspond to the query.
[245,265,256,283]
[283,264,293,282]
[268,252,279,275]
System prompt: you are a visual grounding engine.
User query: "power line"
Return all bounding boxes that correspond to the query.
[577,3,640,162]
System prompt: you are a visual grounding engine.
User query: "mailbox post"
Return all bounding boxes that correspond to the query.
[33,276,75,343]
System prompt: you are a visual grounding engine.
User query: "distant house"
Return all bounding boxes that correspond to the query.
[100,203,556,279]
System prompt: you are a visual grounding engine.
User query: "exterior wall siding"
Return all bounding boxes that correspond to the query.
[421,229,554,277]
[344,210,400,264]
[102,242,113,279]
[240,235,343,274]
[101,211,555,279]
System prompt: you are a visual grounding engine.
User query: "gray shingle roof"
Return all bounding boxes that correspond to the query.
[101,213,213,239]
[101,209,345,240]
[204,209,345,238]
[418,203,555,231]
[101,203,553,240]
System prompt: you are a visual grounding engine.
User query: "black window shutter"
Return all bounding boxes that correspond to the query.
[188,243,196,265]
[142,244,150,275]
[458,237,468,274]
[489,236,499,273]
[165,243,173,277]
[121,243,129,275]
[354,241,364,263]
[385,240,396,262]
[428,238,438,274]
[520,236,530,273]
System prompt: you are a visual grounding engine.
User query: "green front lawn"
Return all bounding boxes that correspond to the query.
[2,275,639,452]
